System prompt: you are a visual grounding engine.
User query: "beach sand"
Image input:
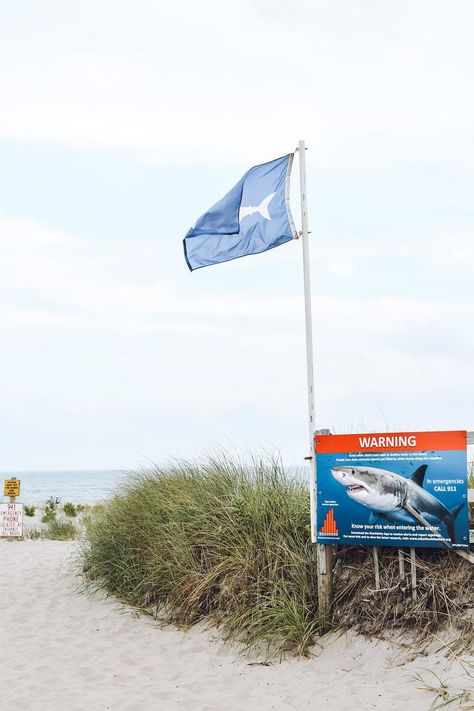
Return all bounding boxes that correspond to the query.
[0,540,472,711]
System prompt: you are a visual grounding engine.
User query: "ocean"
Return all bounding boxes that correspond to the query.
[0,470,129,505]
[1,464,314,505]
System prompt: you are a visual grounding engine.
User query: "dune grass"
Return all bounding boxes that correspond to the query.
[81,455,319,656]
[27,519,78,540]
[63,502,78,517]
[332,545,474,641]
[45,518,78,540]
[81,454,474,657]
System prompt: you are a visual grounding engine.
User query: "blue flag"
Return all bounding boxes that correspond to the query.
[183,154,297,271]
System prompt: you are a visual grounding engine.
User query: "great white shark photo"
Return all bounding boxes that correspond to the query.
[331,464,465,547]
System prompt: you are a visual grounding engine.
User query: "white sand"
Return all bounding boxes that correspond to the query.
[1,541,472,711]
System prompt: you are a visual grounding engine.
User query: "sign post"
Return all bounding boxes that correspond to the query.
[2,477,23,539]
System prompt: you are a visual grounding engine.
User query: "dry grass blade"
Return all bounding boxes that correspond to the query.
[411,670,473,710]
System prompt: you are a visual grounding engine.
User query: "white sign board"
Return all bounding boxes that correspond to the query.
[0,502,23,537]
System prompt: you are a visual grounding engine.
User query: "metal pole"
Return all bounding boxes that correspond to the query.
[298,139,317,539]
[298,140,333,627]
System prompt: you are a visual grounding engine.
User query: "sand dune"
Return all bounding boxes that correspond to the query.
[0,540,472,710]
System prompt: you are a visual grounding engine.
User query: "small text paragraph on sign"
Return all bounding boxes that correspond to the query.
[4,479,20,497]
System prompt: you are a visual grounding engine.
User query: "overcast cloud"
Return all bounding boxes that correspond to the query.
[0,1,472,469]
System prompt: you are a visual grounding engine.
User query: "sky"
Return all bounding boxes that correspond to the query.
[0,0,473,470]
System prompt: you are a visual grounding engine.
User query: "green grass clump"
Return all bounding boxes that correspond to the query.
[81,455,319,656]
[27,528,43,540]
[41,509,56,524]
[44,519,77,540]
[26,520,77,540]
[24,505,36,517]
[63,502,77,517]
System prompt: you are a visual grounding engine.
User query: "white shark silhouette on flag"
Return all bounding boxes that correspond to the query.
[239,192,276,222]
[183,155,296,271]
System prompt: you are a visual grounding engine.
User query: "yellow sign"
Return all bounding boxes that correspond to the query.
[4,479,20,497]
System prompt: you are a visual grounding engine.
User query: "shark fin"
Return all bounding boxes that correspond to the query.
[404,501,453,549]
[444,505,464,545]
[258,192,275,220]
[410,464,428,487]
[446,519,457,545]
[450,502,465,520]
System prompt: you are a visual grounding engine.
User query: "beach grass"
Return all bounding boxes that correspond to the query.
[45,519,78,540]
[41,509,56,524]
[81,454,319,656]
[63,502,77,517]
[80,454,474,657]
[27,519,78,541]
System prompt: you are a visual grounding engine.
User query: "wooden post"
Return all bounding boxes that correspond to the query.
[314,429,333,629]
[398,549,405,580]
[9,483,16,504]
[8,483,16,542]
[410,547,417,602]
[317,543,333,625]
[373,546,380,590]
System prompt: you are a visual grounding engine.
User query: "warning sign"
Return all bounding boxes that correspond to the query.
[0,502,23,537]
[315,430,469,549]
[4,479,20,497]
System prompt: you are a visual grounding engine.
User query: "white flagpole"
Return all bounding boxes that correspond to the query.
[297,139,317,542]
[298,139,333,625]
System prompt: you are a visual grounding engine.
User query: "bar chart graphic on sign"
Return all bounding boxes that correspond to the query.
[320,508,339,536]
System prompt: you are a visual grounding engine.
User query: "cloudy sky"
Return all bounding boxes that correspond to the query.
[0,0,473,470]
